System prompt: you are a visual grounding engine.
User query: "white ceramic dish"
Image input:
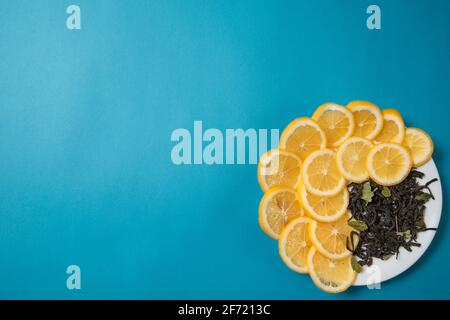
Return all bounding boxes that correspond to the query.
[354,159,442,286]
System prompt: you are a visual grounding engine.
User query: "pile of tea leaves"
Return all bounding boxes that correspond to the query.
[346,170,437,270]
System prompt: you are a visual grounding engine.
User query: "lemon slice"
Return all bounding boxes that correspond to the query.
[373,109,405,144]
[403,128,434,167]
[336,137,373,183]
[366,143,412,186]
[312,103,355,147]
[307,247,356,293]
[299,184,349,223]
[279,118,327,159]
[302,149,346,197]
[279,217,311,274]
[347,101,383,140]
[257,149,302,192]
[308,212,353,259]
[259,187,304,240]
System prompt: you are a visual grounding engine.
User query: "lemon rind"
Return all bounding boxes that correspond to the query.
[279,117,327,158]
[312,103,355,148]
[257,149,302,192]
[404,128,434,167]
[347,101,384,140]
[307,247,356,294]
[366,143,412,186]
[302,149,346,197]
[258,187,302,240]
[374,109,405,144]
[336,137,373,183]
[299,184,349,223]
[278,217,311,274]
[308,219,352,260]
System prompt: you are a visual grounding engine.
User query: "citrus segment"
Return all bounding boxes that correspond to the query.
[258,187,304,240]
[302,149,346,197]
[308,212,353,259]
[366,143,412,186]
[403,128,434,167]
[347,101,383,140]
[299,184,348,223]
[279,118,327,159]
[336,137,373,183]
[373,109,405,144]
[279,217,311,274]
[312,103,355,147]
[257,149,302,192]
[307,247,356,293]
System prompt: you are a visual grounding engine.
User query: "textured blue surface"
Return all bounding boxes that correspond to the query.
[0,0,449,299]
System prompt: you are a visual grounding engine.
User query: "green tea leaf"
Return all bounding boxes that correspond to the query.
[382,254,393,261]
[415,192,432,202]
[361,182,374,203]
[397,230,412,241]
[416,219,426,230]
[404,230,412,241]
[381,187,391,198]
[348,220,368,232]
[351,256,363,273]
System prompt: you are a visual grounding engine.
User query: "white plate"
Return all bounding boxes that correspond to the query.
[354,159,442,286]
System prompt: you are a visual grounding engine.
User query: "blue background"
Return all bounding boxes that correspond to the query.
[0,0,449,299]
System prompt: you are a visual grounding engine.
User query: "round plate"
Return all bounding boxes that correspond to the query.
[354,159,442,286]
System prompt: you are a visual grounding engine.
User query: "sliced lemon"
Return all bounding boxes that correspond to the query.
[302,149,346,197]
[373,109,405,144]
[299,183,348,223]
[279,217,311,274]
[366,143,412,186]
[257,149,302,192]
[307,247,356,293]
[403,128,434,167]
[312,103,355,147]
[279,117,327,159]
[347,101,383,140]
[308,212,353,259]
[258,187,304,240]
[336,137,373,183]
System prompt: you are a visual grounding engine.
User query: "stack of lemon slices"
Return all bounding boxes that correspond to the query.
[257,101,434,293]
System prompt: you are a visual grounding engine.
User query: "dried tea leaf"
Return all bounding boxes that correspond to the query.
[348,170,438,267]
[348,220,368,232]
[381,187,391,198]
[361,182,374,203]
[351,256,363,273]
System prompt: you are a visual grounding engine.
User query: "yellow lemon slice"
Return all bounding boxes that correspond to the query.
[307,247,356,293]
[403,128,434,167]
[302,149,346,197]
[336,137,373,183]
[373,109,405,144]
[279,217,311,274]
[308,212,353,259]
[299,183,349,223]
[312,103,355,147]
[257,149,302,192]
[366,143,412,186]
[347,101,383,140]
[258,187,304,240]
[279,118,327,159]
